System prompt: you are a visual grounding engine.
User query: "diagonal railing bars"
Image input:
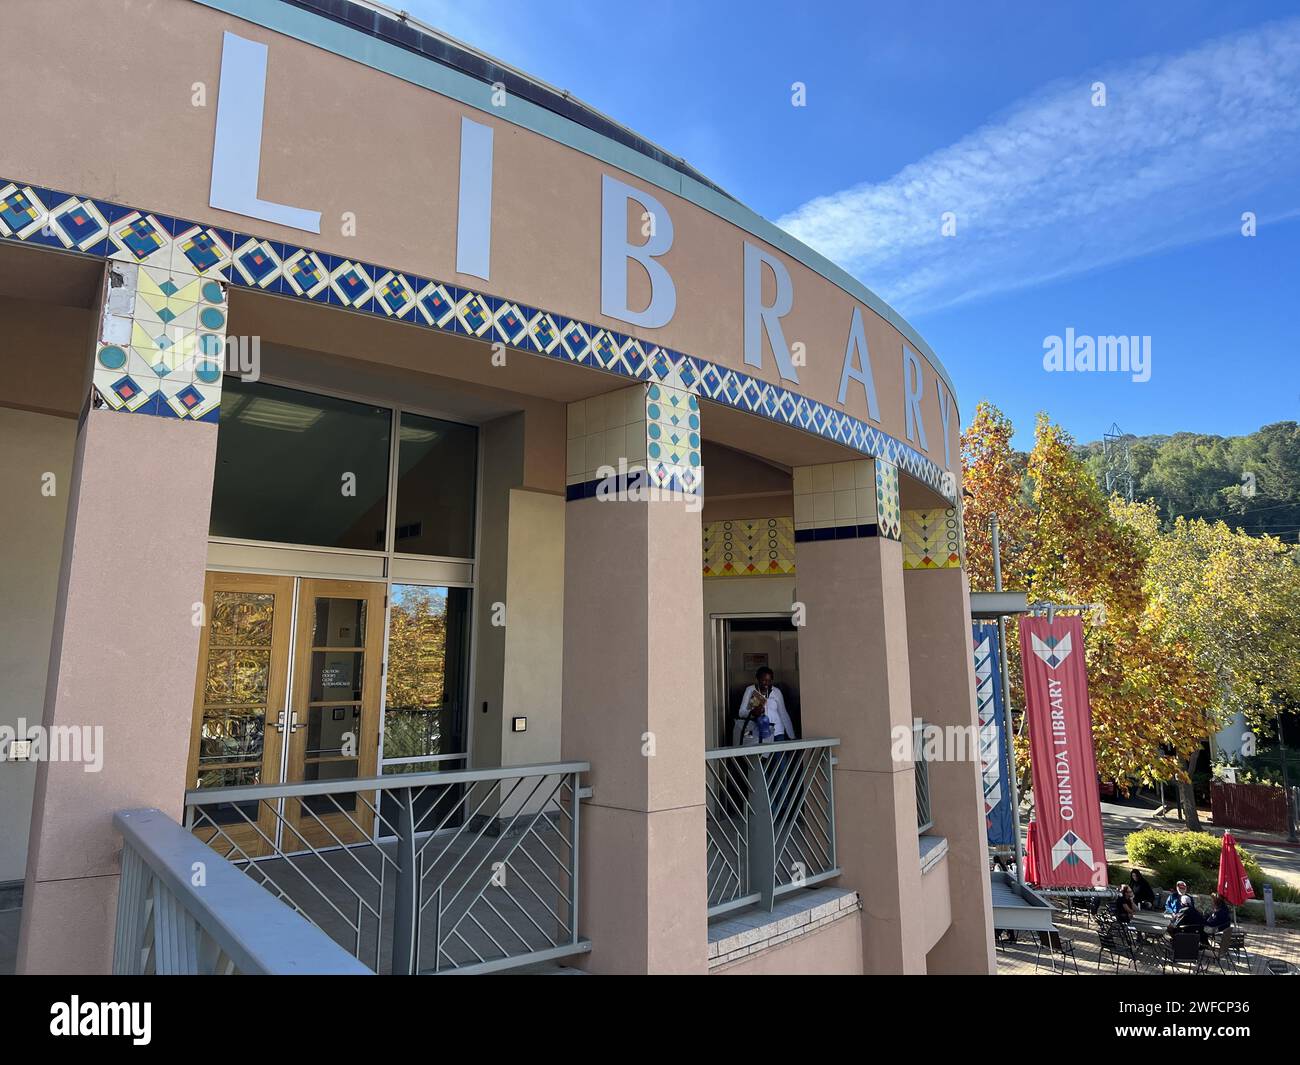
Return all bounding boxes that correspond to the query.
[183,761,592,974]
[704,738,839,918]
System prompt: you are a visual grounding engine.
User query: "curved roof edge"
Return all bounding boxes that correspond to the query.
[193,0,959,411]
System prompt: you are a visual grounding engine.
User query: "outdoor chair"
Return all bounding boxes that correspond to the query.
[1224,927,1249,972]
[1200,929,1234,974]
[1034,930,1080,974]
[1164,931,1204,975]
[1095,925,1134,972]
[1066,896,1092,926]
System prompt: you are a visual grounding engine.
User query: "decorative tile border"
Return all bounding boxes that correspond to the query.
[0,173,958,503]
[703,517,796,578]
[902,508,963,569]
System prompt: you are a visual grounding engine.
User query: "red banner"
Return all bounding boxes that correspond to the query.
[1019,616,1107,888]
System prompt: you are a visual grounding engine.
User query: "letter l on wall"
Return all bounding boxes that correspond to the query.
[210,32,322,233]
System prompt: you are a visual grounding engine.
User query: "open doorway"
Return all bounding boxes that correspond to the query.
[709,615,802,747]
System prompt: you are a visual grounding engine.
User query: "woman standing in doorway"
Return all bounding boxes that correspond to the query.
[735,666,796,746]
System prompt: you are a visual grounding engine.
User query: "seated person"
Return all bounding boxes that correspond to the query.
[1167,893,1204,937]
[1164,880,1189,915]
[1110,884,1137,924]
[1129,869,1157,910]
[1203,892,1233,937]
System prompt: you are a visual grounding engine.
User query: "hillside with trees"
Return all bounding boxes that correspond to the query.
[1077,421,1300,540]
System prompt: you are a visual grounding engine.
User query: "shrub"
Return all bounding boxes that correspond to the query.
[1159,856,1212,894]
[1125,828,1267,896]
[1126,828,1175,869]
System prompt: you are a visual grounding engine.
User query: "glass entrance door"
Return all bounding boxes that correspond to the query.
[282,579,386,850]
[188,573,295,857]
[188,574,385,855]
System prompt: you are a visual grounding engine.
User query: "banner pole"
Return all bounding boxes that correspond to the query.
[991,515,1025,883]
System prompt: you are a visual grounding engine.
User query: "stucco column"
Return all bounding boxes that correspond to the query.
[902,506,996,973]
[561,381,706,974]
[18,242,226,973]
[792,458,927,974]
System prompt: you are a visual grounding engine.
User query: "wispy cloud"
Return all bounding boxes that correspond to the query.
[777,19,1300,314]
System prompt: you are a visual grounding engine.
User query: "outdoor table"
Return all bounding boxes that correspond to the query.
[1127,912,1170,941]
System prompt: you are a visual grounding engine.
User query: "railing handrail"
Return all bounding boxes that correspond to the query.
[705,737,839,760]
[184,759,592,806]
[114,808,371,975]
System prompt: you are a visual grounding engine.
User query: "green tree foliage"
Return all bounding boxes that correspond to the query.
[1079,422,1300,538]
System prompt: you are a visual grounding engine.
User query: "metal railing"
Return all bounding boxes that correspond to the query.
[182,761,592,974]
[113,808,370,974]
[914,721,933,833]
[704,738,839,917]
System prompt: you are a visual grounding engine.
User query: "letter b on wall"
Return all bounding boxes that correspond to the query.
[601,175,676,328]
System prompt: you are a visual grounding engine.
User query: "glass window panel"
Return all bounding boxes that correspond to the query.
[199,708,265,764]
[210,591,275,646]
[203,649,271,705]
[383,585,470,760]
[209,378,391,551]
[312,598,366,648]
[305,705,361,757]
[393,412,477,559]
[309,651,364,703]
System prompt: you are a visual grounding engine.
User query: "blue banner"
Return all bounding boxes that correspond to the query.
[973,622,1014,847]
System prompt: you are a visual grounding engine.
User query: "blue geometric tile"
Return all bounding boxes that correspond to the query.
[0,172,960,503]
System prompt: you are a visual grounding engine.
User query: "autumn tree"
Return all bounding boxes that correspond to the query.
[960,401,1031,593]
[962,407,1215,813]
[1118,507,1300,821]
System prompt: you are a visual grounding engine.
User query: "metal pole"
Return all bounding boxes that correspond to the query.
[992,515,1025,883]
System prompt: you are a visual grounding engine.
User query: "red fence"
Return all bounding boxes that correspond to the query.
[1210,782,1290,833]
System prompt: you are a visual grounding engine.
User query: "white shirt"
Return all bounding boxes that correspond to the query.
[737,685,795,744]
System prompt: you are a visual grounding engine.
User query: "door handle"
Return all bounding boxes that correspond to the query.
[271,710,307,733]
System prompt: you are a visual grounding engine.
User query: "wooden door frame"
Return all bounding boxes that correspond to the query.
[187,572,295,858]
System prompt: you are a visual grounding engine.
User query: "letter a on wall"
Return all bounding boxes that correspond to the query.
[1018,615,1107,888]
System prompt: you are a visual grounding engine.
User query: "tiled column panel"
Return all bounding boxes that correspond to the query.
[561,383,707,972]
[92,213,230,422]
[792,457,900,542]
[565,381,701,499]
[901,508,963,570]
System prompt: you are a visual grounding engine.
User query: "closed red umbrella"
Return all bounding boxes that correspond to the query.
[1023,819,1043,886]
[1218,831,1255,907]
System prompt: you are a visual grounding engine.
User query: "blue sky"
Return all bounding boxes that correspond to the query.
[404,0,1300,448]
